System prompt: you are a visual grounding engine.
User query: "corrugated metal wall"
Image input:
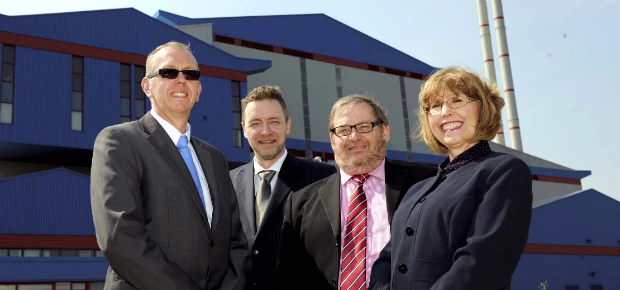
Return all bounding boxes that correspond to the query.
[0,9,269,73]
[0,169,93,235]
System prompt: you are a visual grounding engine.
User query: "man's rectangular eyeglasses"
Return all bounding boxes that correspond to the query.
[148,68,201,81]
[422,96,479,115]
[330,120,384,137]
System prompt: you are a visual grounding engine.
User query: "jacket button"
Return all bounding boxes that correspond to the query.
[210,240,215,247]
[398,264,408,273]
[332,279,337,286]
[252,282,259,288]
[253,249,259,255]
[419,196,427,203]
[405,227,414,236]
[207,275,211,282]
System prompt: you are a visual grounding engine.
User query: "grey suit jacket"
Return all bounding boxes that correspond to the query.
[275,160,437,290]
[230,153,336,290]
[91,112,247,290]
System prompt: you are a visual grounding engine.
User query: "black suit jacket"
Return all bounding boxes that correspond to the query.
[230,153,336,290]
[275,160,437,290]
[91,112,247,290]
[370,153,533,290]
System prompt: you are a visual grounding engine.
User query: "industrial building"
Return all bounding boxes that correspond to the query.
[0,8,617,289]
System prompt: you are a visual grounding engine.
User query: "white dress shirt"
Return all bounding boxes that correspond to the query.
[252,149,288,195]
[150,110,213,225]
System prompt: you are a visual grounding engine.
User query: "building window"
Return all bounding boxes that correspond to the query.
[120,63,131,123]
[71,56,84,131]
[566,286,579,290]
[232,81,242,147]
[590,286,603,290]
[135,65,146,119]
[1,45,15,124]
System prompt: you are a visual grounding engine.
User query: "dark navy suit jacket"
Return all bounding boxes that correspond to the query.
[370,152,533,290]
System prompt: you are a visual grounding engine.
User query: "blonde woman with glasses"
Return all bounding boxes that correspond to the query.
[370,67,533,290]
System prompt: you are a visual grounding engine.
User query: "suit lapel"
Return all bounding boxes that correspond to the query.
[319,173,342,240]
[257,154,298,235]
[140,113,209,225]
[191,137,218,232]
[384,161,410,225]
[235,163,257,236]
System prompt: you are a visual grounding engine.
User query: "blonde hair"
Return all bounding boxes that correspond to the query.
[415,67,504,154]
[145,41,195,76]
[241,86,289,122]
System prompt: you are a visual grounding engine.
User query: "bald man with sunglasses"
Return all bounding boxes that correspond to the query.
[91,41,247,290]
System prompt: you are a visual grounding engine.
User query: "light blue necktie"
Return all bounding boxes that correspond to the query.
[176,135,206,210]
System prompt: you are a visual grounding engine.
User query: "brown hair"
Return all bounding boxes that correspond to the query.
[145,41,196,76]
[328,94,389,129]
[241,85,289,122]
[416,67,504,154]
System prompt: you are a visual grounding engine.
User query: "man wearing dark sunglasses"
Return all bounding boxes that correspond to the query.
[91,41,247,290]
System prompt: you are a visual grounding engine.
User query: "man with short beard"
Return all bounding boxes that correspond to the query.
[275,95,436,290]
[229,85,336,290]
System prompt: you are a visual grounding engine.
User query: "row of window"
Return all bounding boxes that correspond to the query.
[0,248,103,257]
[0,44,243,148]
[566,286,603,290]
[0,282,103,290]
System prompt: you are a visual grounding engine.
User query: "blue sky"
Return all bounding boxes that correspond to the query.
[3,0,618,201]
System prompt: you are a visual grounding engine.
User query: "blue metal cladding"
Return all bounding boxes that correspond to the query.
[0,168,94,236]
[528,189,620,246]
[155,11,437,75]
[0,9,270,73]
[512,254,620,289]
[0,257,107,282]
[190,77,251,163]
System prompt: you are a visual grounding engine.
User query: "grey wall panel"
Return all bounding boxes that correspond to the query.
[340,67,406,151]
[214,43,305,140]
[532,180,582,204]
[305,59,337,143]
[403,77,435,155]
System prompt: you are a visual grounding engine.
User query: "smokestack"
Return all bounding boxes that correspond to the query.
[491,0,523,151]
[476,0,505,146]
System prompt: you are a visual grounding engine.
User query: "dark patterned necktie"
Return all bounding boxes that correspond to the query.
[255,170,276,229]
[340,173,370,290]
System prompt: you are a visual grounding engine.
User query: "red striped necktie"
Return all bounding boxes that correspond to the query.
[340,173,370,290]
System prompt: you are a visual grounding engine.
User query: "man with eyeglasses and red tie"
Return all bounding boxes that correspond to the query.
[275,95,436,290]
[91,41,247,290]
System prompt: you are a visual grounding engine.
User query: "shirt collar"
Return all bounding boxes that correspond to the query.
[438,140,492,176]
[254,149,288,175]
[150,110,191,146]
[339,158,386,186]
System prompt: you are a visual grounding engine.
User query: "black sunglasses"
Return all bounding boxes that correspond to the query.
[148,68,201,81]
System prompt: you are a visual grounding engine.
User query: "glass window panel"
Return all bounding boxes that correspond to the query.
[72,283,86,290]
[72,111,82,131]
[2,64,14,82]
[60,249,77,256]
[134,66,145,79]
[232,112,241,129]
[19,285,53,290]
[42,249,60,257]
[77,250,92,257]
[55,282,71,290]
[135,85,145,100]
[72,74,83,91]
[72,91,82,111]
[590,286,603,290]
[120,81,130,97]
[89,282,105,290]
[232,96,240,112]
[233,130,242,148]
[95,250,104,257]
[0,249,7,256]
[0,286,16,290]
[8,249,21,257]
[1,82,13,103]
[2,45,15,63]
[120,97,130,117]
[0,103,12,124]
[72,56,83,74]
[120,64,130,80]
[231,81,240,97]
[23,249,41,257]
[136,100,145,118]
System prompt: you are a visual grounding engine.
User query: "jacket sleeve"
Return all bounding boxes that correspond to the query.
[219,154,249,290]
[90,127,202,290]
[274,193,306,290]
[430,157,533,290]
[369,239,392,290]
